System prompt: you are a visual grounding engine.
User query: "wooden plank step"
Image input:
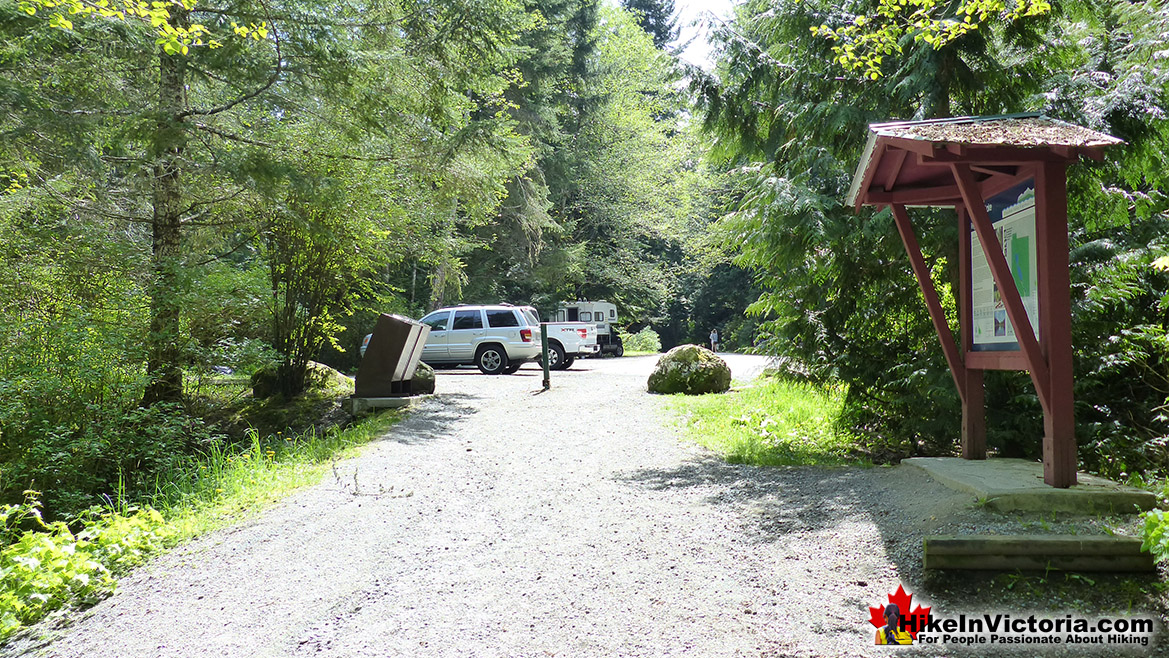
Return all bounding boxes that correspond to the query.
[923,535,1156,572]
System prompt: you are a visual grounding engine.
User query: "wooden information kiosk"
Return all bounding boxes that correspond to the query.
[847,114,1121,487]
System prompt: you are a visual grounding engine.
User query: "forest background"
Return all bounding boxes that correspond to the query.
[0,0,1166,531]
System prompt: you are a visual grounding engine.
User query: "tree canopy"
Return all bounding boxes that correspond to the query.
[621,0,680,49]
[697,0,1169,470]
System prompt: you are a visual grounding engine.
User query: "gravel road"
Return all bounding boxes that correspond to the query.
[7,355,1166,657]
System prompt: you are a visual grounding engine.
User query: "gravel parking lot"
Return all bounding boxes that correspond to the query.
[7,355,1166,657]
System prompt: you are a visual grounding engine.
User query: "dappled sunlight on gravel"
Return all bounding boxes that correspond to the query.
[8,355,1165,658]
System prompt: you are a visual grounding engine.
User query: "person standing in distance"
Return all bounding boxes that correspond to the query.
[709,328,719,353]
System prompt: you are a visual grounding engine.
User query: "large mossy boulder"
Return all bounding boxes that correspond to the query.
[251,361,353,399]
[250,364,279,399]
[647,344,731,395]
[411,361,436,395]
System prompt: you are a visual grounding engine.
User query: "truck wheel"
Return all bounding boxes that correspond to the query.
[614,344,624,357]
[547,342,566,370]
[561,356,575,369]
[476,345,508,375]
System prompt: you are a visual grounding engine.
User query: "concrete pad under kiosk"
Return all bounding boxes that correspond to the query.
[903,457,1157,514]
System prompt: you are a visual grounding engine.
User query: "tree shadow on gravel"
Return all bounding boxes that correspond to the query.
[618,456,1169,627]
[617,455,870,538]
[375,392,482,445]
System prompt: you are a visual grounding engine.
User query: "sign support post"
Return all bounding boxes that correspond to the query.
[1036,162,1076,487]
[957,205,987,459]
[541,323,551,391]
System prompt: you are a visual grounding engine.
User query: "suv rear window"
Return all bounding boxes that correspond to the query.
[487,310,520,328]
[452,309,483,330]
[522,309,540,326]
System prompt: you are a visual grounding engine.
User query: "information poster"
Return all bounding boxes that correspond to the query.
[971,180,1039,351]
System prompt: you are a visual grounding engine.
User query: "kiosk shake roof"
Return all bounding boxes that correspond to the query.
[872,115,1122,148]
[847,114,1122,209]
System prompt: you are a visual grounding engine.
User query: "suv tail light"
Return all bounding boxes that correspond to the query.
[520,328,532,342]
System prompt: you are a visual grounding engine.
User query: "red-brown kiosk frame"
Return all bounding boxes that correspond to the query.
[849,118,1118,488]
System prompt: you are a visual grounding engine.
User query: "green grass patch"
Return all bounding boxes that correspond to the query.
[152,411,400,539]
[669,376,864,466]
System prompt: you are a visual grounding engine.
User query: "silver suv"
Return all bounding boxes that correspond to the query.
[417,305,542,374]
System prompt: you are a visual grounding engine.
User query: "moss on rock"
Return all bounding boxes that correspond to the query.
[411,361,436,395]
[647,344,731,395]
[251,361,353,399]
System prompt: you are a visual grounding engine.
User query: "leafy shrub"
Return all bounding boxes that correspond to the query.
[182,263,271,368]
[1140,509,1169,564]
[0,492,170,641]
[621,328,662,353]
[1067,227,1169,479]
[1,404,220,519]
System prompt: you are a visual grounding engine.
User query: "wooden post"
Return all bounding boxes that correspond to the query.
[891,205,967,402]
[957,205,986,459]
[1036,162,1077,487]
[541,322,551,391]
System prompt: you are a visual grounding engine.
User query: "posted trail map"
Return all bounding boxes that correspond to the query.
[971,180,1039,351]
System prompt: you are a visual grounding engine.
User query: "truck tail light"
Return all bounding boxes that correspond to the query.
[578,328,587,338]
[520,328,532,342]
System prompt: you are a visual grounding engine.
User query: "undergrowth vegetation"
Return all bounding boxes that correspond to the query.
[670,375,861,466]
[0,410,399,642]
[620,328,663,354]
[0,492,170,640]
[1141,509,1169,565]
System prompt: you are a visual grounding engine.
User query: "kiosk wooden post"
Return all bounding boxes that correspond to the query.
[957,206,986,460]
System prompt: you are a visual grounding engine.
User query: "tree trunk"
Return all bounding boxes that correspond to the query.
[428,198,458,311]
[143,15,189,406]
[430,261,447,311]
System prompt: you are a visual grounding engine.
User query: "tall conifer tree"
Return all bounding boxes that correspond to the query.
[621,0,680,49]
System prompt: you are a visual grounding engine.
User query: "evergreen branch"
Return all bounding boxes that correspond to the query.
[178,0,282,120]
[179,186,248,217]
[191,6,411,28]
[29,172,152,223]
[186,229,260,267]
[191,122,405,164]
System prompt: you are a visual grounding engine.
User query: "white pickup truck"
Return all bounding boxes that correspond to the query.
[520,306,598,370]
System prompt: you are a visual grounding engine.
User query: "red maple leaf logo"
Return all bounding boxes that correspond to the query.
[868,584,931,640]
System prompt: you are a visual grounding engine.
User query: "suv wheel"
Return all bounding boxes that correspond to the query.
[476,345,508,375]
